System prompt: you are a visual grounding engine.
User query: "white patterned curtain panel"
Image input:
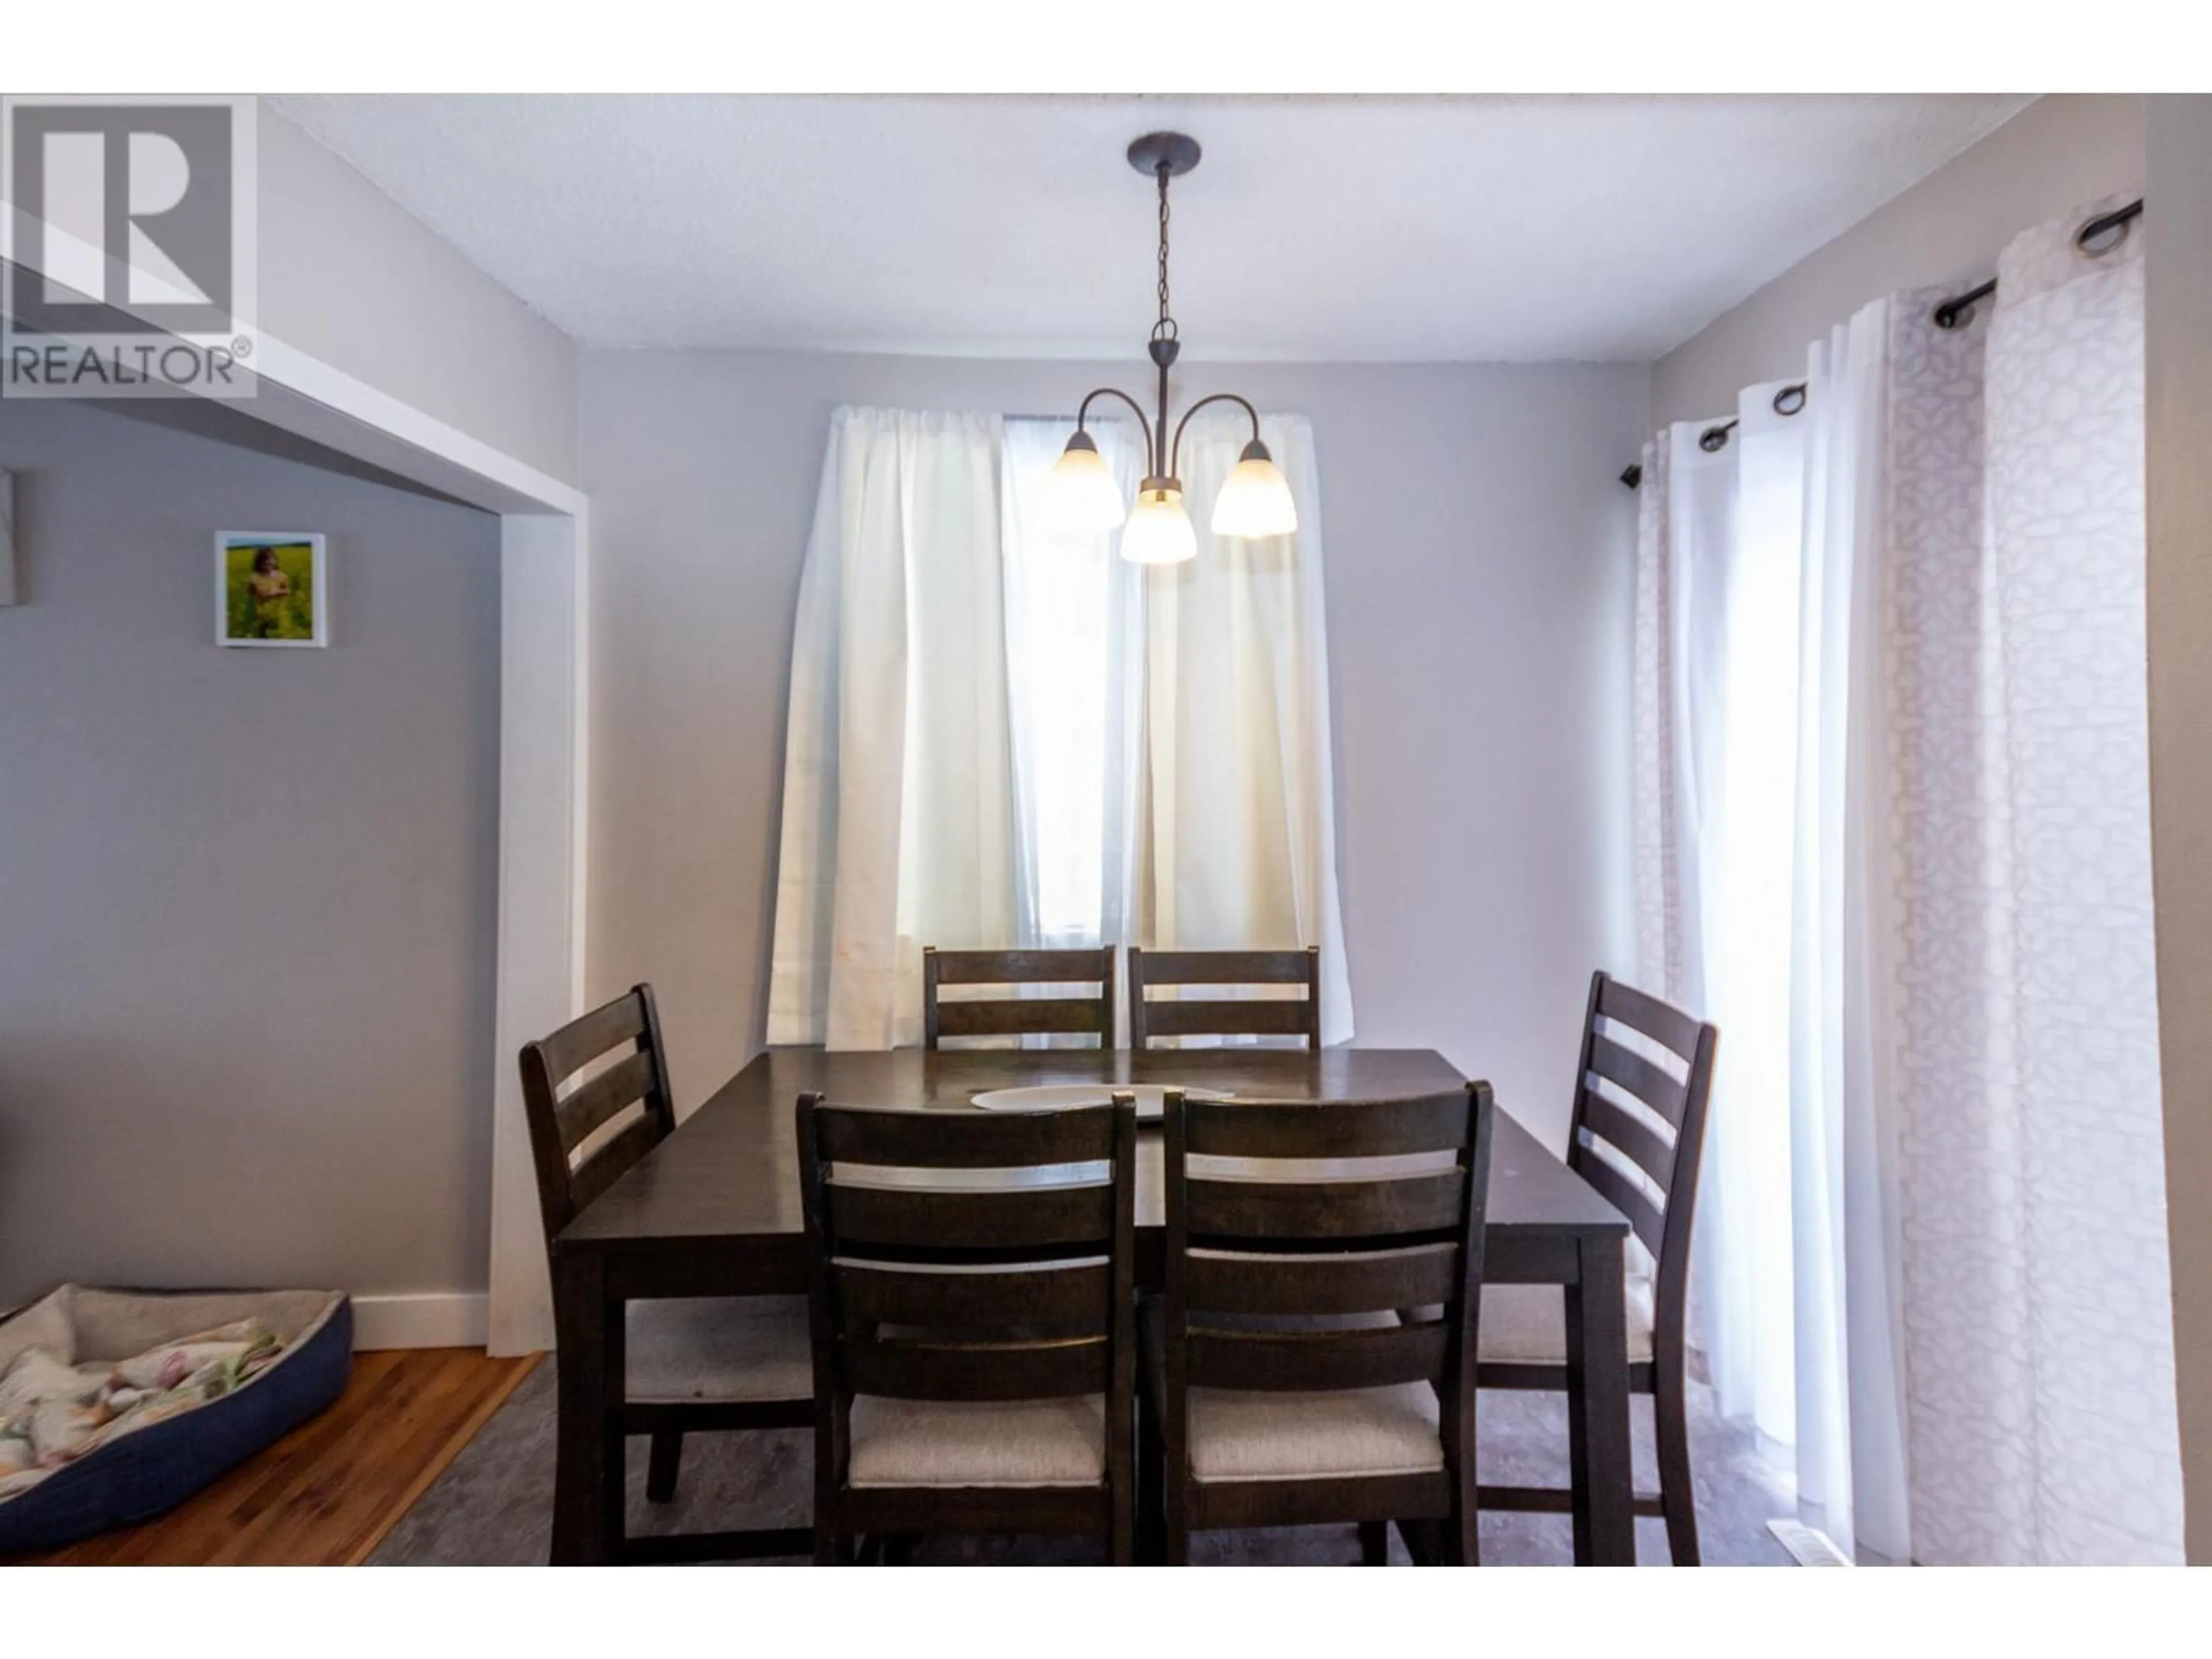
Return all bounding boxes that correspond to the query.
[1632,198,2184,1564]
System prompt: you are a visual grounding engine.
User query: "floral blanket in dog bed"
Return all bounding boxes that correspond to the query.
[0,1286,351,1552]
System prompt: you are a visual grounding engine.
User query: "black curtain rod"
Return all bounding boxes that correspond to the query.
[1933,198,2143,330]
[1619,198,2146,488]
[1618,381,1806,489]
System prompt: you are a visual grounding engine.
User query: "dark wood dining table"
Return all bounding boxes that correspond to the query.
[551,1046,1637,1565]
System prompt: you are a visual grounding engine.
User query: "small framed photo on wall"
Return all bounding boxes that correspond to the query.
[217,532,326,647]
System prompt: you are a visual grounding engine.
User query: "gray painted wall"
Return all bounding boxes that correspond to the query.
[579,349,1648,1152]
[1652,95,2146,425]
[259,104,581,485]
[0,400,501,1309]
[2146,93,2212,1565]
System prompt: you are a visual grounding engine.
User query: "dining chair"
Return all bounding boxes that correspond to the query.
[1475,971,1718,1565]
[921,945,1116,1049]
[519,984,813,1562]
[1147,1083,1497,1565]
[796,1092,1141,1564]
[1126,945,1322,1048]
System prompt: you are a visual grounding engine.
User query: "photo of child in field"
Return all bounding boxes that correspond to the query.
[218,535,325,646]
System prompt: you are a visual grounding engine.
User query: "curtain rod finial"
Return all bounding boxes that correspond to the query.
[1620,463,1643,490]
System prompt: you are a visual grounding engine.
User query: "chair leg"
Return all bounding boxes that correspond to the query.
[1112,1395,1136,1567]
[1448,1501,1478,1567]
[1397,1521,1451,1575]
[1653,1371,1701,1566]
[1164,1455,1190,1566]
[1359,1521,1391,1565]
[1137,1391,1165,1563]
[1162,1407,1191,1565]
[645,1431,683,1503]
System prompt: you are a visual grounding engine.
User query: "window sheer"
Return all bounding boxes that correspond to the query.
[769,404,1353,1050]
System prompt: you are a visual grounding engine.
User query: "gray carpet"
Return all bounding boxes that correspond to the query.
[372,1362,1794,1565]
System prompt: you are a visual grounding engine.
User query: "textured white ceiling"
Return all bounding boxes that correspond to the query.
[274,94,2032,362]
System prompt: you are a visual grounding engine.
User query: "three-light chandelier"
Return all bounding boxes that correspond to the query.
[1048,132,1298,564]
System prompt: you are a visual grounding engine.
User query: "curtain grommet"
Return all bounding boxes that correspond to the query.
[2075,199,2143,259]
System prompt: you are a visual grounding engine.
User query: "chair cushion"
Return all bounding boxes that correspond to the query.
[1478,1241,1658,1366]
[1187,1382,1444,1483]
[624,1296,813,1405]
[1139,1302,1445,1483]
[846,1394,1105,1489]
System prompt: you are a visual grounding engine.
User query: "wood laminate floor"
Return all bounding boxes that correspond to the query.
[10,1347,539,1566]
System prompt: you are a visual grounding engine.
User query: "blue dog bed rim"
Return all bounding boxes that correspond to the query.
[0,1285,353,1555]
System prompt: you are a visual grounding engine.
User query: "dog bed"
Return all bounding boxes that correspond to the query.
[0,1285,351,1554]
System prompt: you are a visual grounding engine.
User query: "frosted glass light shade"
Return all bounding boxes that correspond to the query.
[1122,483,1198,565]
[1047,433,1128,535]
[1209,441,1298,537]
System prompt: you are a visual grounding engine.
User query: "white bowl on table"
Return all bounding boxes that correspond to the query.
[968,1083,1233,1122]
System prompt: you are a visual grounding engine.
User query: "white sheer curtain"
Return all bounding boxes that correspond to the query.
[1633,198,2183,1564]
[1001,416,1145,955]
[1645,391,1804,1463]
[767,407,1016,1050]
[771,404,1353,1050]
[1787,300,1912,1560]
[1137,414,1353,1044]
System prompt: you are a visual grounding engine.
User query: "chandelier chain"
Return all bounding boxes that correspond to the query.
[1154,164,1175,342]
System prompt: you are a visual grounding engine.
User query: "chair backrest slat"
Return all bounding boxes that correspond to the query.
[934,997,1111,1039]
[1573,1147,1668,1259]
[1568,972,1719,1334]
[1138,999,1313,1040]
[565,1114,662,1215]
[922,946,1115,1050]
[1128,945,1321,1048]
[815,1104,1115,1168]
[1184,1093,1471,1159]
[824,1181,1118,1252]
[554,1048,658,1150]
[844,1335,1111,1402]
[1187,1320,1449,1393]
[536,994,648,1086]
[1184,1169,1467,1241]
[1185,1242,1460,1317]
[1164,1086,1494,1404]
[1577,1089,1677,1191]
[517,984,675,1245]
[1594,976,1705,1069]
[1587,1031,1691,1129]
[799,1096,1139,1418]
[930,948,1113,984]
[834,1259,1111,1327]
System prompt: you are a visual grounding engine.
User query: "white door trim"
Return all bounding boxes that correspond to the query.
[237,340,587,1355]
[488,510,588,1354]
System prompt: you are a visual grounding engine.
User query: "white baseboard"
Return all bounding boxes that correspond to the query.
[349,1291,489,1351]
